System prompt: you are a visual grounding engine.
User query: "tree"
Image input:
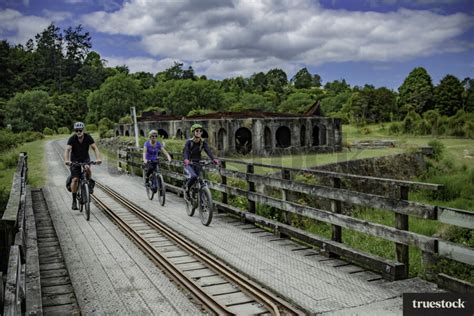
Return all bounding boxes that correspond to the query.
[63,25,92,83]
[35,24,64,93]
[73,52,108,91]
[277,92,314,114]
[291,67,312,89]
[229,93,272,112]
[461,77,474,113]
[398,67,434,115]
[324,79,350,94]
[87,73,145,123]
[434,74,463,116]
[4,90,58,132]
[250,72,268,92]
[266,68,288,93]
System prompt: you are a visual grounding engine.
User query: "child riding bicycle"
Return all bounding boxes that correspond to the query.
[143,129,172,186]
[183,124,219,200]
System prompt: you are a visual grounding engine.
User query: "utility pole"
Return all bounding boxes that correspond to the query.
[131,106,139,148]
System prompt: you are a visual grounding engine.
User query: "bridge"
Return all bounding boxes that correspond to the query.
[1,140,473,315]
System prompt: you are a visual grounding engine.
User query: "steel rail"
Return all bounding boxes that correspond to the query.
[97,181,304,316]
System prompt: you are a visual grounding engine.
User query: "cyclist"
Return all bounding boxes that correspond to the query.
[64,122,102,210]
[143,129,172,186]
[183,123,219,200]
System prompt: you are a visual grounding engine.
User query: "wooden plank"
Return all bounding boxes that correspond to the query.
[2,155,25,222]
[226,302,267,315]
[438,240,474,266]
[215,292,254,306]
[437,273,474,293]
[438,207,474,229]
[215,201,406,280]
[42,293,76,306]
[42,304,79,315]
[204,283,238,296]
[41,284,74,295]
[25,189,43,316]
[4,245,21,316]
[41,277,71,287]
[210,184,437,253]
[220,168,436,219]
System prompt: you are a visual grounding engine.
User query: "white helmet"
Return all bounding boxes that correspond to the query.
[73,122,85,130]
[149,129,158,137]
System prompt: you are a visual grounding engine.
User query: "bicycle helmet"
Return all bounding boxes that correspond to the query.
[190,123,203,134]
[149,129,158,137]
[73,122,85,130]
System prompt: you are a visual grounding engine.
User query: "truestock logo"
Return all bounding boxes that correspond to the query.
[403,293,473,316]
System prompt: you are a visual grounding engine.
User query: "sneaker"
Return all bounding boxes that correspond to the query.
[72,199,78,210]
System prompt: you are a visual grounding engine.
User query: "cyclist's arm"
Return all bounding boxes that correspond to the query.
[91,143,102,163]
[161,147,172,162]
[183,141,191,160]
[203,141,215,160]
[64,145,72,164]
[143,145,148,163]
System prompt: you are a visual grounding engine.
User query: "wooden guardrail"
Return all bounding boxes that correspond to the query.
[1,153,42,315]
[119,147,473,287]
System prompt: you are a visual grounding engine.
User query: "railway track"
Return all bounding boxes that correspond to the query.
[53,141,304,315]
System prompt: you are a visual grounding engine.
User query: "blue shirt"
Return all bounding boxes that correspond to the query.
[144,140,162,161]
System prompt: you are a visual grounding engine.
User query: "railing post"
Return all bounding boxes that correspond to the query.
[247,164,256,214]
[281,169,292,225]
[220,161,228,213]
[395,185,409,279]
[330,177,342,258]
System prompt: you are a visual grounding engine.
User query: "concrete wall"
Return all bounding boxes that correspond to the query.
[116,116,342,156]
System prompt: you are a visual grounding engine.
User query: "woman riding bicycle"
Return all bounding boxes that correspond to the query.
[64,122,102,210]
[143,129,171,186]
[183,124,219,200]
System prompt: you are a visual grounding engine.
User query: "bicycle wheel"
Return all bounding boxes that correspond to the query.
[78,187,83,213]
[146,176,155,200]
[82,183,90,221]
[157,174,166,206]
[199,186,213,226]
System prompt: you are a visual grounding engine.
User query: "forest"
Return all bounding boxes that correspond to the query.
[1,23,473,142]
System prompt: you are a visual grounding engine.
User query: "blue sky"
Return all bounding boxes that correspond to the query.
[1,0,473,90]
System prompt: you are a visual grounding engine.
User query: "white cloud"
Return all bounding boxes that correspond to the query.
[0,9,52,44]
[103,55,177,73]
[80,0,473,78]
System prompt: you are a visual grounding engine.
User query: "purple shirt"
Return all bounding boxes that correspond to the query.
[144,140,162,161]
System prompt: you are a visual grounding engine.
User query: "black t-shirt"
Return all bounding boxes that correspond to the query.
[67,133,95,162]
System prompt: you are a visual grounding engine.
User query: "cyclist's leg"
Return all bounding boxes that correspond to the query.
[184,165,197,198]
[70,165,81,210]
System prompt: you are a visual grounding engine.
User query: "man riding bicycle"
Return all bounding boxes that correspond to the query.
[143,129,172,186]
[64,122,102,210]
[183,124,219,200]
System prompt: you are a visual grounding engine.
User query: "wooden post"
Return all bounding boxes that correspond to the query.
[395,185,409,279]
[281,169,292,225]
[330,177,342,258]
[220,161,228,213]
[247,164,256,214]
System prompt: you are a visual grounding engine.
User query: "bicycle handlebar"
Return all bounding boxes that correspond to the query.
[68,161,97,166]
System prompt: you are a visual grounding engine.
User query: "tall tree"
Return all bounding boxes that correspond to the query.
[398,67,434,115]
[461,77,474,113]
[434,74,463,116]
[266,68,288,93]
[64,25,92,83]
[291,67,312,89]
[35,23,64,93]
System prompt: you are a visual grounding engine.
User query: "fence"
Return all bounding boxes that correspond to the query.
[119,147,473,287]
[1,153,42,315]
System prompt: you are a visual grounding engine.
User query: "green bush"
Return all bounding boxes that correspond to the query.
[0,129,20,152]
[57,127,70,134]
[1,151,20,169]
[85,124,97,132]
[43,127,55,135]
[403,111,421,134]
[427,139,445,160]
[388,122,402,135]
[19,131,44,142]
[358,126,372,135]
[119,115,133,124]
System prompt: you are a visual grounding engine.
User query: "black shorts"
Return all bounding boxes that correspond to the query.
[70,160,90,179]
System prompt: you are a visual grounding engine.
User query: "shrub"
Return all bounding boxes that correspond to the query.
[388,122,402,135]
[427,139,445,160]
[20,131,44,142]
[0,129,20,152]
[42,127,55,135]
[1,151,20,169]
[57,127,70,134]
[85,124,97,132]
[358,126,372,135]
[416,119,431,135]
[119,115,133,124]
[403,111,421,134]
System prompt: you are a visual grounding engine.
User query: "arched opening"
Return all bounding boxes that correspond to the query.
[218,128,227,151]
[157,129,169,139]
[201,129,209,139]
[235,127,252,155]
[139,129,145,137]
[300,125,306,147]
[176,129,182,139]
[125,130,130,137]
[320,125,327,145]
[276,126,291,148]
[312,125,319,146]
[264,127,272,150]
[115,130,120,137]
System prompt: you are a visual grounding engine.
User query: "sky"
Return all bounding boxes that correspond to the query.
[0,0,473,90]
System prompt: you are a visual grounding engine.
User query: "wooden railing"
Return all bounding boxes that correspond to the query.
[1,153,42,315]
[119,147,473,287]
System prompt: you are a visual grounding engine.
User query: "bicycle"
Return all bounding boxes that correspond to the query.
[70,161,96,221]
[143,161,166,206]
[183,161,215,226]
